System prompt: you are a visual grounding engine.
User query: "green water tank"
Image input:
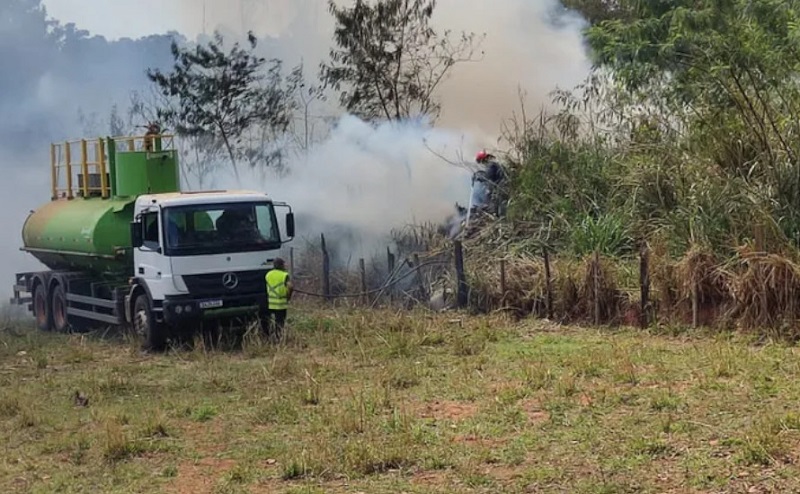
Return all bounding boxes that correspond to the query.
[20,134,183,276]
[21,197,136,276]
[114,149,179,197]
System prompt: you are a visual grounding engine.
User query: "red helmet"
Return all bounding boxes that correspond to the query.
[476,150,489,163]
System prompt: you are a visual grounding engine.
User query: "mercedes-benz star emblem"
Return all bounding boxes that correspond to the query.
[222,272,239,290]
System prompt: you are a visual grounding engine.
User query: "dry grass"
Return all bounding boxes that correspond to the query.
[287,222,800,337]
[724,245,800,335]
[2,307,800,493]
[577,252,626,324]
[465,254,547,316]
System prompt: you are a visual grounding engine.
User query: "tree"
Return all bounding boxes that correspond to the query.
[287,61,329,156]
[584,1,800,169]
[146,31,300,182]
[575,0,800,247]
[320,0,485,123]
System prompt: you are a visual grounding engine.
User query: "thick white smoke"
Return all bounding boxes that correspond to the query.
[0,168,51,289]
[224,115,476,260]
[180,0,593,260]
[431,0,591,140]
[46,0,591,143]
[1,0,592,297]
[169,0,591,145]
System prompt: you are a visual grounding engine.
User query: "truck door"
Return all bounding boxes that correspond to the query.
[134,209,173,299]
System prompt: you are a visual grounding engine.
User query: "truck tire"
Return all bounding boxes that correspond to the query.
[133,295,166,351]
[51,284,70,333]
[33,283,52,332]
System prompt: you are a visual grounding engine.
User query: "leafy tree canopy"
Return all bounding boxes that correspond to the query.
[147,32,301,181]
[320,0,485,123]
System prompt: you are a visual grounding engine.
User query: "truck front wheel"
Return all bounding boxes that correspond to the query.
[33,284,52,332]
[133,295,167,352]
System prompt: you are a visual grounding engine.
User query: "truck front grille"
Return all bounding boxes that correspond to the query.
[182,270,267,297]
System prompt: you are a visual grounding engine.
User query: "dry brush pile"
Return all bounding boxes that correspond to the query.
[281,215,800,340]
[447,219,800,339]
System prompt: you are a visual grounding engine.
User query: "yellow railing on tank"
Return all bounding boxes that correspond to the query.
[110,133,175,153]
[51,138,109,200]
[49,133,175,201]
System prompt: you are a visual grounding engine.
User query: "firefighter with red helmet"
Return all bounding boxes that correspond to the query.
[472,149,506,215]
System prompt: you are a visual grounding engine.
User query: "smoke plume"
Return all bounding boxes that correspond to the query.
[184,0,593,261]
[169,0,591,145]
[225,115,476,261]
[0,0,591,298]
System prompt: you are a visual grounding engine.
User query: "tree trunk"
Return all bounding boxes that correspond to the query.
[218,127,241,184]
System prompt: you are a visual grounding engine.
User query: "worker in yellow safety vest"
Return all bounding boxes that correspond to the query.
[265,257,293,339]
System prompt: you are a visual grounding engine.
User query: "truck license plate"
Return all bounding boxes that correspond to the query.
[199,299,223,309]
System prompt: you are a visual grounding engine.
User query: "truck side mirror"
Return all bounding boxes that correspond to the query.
[285,212,295,239]
[130,221,143,248]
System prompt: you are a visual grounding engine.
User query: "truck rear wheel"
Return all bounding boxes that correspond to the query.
[33,284,52,332]
[51,284,70,333]
[133,295,167,351]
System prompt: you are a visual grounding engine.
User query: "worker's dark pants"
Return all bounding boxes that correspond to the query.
[265,309,287,338]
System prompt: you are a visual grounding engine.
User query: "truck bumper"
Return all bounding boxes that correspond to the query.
[162,293,266,325]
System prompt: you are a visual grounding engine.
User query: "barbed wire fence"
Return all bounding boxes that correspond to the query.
[286,234,469,311]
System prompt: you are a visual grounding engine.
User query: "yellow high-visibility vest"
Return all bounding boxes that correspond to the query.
[266,269,289,310]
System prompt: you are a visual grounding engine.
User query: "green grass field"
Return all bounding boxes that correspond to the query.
[2,307,800,493]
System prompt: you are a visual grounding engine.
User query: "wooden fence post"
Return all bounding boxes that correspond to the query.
[359,258,367,305]
[593,250,601,326]
[454,240,468,308]
[321,233,331,303]
[387,247,396,304]
[413,253,427,303]
[500,258,507,307]
[543,246,553,319]
[640,243,650,329]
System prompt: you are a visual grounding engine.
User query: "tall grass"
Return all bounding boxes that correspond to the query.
[500,69,800,260]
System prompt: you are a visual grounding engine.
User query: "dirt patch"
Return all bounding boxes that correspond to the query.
[484,465,523,483]
[452,434,505,448]
[417,400,478,421]
[520,399,550,424]
[410,469,450,488]
[180,420,229,456]
[163,420,239,494]
[164,457,236,494]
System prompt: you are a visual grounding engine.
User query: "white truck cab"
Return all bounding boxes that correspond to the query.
[128,189,295,343]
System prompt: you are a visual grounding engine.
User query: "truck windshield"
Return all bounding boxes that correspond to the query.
[162,201,281,256]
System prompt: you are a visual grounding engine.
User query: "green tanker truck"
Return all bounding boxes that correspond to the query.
[10,132,295,350]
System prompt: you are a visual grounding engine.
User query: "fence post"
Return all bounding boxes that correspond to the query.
[593,250,601,326]
[454,240,468,308]
[413,253,427,303]
[289,247,295,276]
[500,258,507,307]
[359,258,367,305]
[321,233,331,303]
[692,280,699,328]
[387,247,396,304]
[639,243,650,329]
[543,246,553,319]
